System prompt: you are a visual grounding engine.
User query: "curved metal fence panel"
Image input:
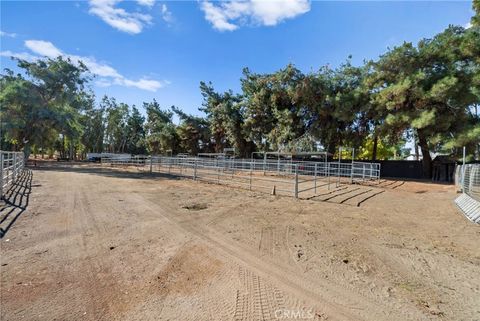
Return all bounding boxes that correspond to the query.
[454,164,480,223]
[0,151,25,200]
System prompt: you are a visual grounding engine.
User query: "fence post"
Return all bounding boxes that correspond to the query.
[351,163,356,184]
[149,156,153,173]
[249,161,253,191]
[0,153,3,200]
[193,158,197,180]
[294,164,298,198]
[17,153,20,178]
[468,166,475,194]
[350,154,354,184]
[328,162,331,190]
[461,146,466,190]
[12,153,17,182]
[314,163,317,193]
[337,147,341,188]
[263,156,266,176]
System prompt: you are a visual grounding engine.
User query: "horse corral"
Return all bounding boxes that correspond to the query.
[102,156,382,205]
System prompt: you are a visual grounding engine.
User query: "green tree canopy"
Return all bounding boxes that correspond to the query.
[1,57,90,158]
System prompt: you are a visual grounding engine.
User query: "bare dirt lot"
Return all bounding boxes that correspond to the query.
[1,163,479,321]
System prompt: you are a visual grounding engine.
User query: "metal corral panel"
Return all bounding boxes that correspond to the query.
[455,193,480,224]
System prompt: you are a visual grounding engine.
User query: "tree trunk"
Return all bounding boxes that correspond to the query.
[62,134,66,158]
[327,144,336,160]
[414,130,419,160]
[417,131,432,179]
[372,135,378,161]
[23,143,31,161]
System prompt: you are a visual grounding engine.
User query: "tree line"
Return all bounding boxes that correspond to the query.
[1,4,479,178]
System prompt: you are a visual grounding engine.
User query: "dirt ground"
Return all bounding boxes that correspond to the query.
[1,163,479,321]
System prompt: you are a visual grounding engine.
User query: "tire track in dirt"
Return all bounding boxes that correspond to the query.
[139,194,409,321]
[8,167,444,321]
[236,266,295,321]
[367,242,455,319]
[3,166,478,321]
[74,181,124,320]
[259,227,275,257]
[66,174,199,321]
[127,241,238,321]
[63,173,176,321]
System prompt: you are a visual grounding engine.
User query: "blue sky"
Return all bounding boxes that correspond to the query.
[0,0,475,117]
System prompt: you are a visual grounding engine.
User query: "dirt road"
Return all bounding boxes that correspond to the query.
[1,164,479,321]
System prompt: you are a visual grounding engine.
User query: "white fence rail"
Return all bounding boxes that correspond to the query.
[454,164,480,223]
[101,156,380,198]
[1,151,25,200]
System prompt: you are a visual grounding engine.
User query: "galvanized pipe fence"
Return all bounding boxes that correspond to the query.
[454,164,480,223]
[0,151,25,200]
[101,156,380,198]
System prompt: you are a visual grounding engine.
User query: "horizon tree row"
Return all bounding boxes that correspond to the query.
[1,6,479,178]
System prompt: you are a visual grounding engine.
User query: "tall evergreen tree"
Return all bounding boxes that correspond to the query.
[0,57,89,158]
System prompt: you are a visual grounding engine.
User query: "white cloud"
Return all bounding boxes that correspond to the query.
[200,0,310,31]
[0,50,38,61]
[161,4,174,24]
[25,40,63,57]
[250,0,310,26]
[72,55,123,79]
[0,30,17,38]
[116,77,169,91]
[4,39,168,92]
[200,2,238,31]
[137,0,155,7]
[95,78,113,87]
[465,22,472,29]
[88,0,152,34]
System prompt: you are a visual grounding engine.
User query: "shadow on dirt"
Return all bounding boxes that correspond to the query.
[34,163,184,181]
[0,169,33,239]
